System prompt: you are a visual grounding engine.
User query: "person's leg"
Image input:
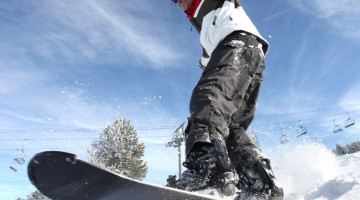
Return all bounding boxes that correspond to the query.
[230,70,263,132]
[186,33,265,157]
[225,40,283,198]
[177,64,247,195]
[168,33,264,195]
[227,127,284,199]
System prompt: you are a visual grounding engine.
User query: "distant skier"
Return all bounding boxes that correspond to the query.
[167,0,284,199]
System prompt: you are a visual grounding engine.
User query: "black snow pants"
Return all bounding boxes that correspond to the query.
[186,31,266,156]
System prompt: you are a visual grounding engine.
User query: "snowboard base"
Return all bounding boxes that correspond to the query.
[27,151,220,200]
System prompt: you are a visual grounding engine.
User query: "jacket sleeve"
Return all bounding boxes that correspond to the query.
[199,48,210,69]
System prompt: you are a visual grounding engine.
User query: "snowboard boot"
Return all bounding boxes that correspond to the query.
[167,138,239,196]
[235,157,283,200]
[227,128,283,200]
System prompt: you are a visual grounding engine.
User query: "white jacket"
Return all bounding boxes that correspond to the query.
[188,0,269,68]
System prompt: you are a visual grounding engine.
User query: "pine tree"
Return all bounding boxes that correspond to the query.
[17,190,51,200]
[333,144,347,156]
[87,118,148,180]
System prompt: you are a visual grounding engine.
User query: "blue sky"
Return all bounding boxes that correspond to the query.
[1,0,360,199]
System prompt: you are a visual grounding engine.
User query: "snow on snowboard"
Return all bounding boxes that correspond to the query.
[27,151,220,200]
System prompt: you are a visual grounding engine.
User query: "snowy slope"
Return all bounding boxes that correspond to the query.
[273,143,360,200]
[194,142,360,200]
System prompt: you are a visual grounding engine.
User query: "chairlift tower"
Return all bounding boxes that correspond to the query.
[166,122,185,178]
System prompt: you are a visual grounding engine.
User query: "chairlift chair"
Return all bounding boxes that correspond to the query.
[14,157,25,165]
[9,159,17,172]
[9,166,17,172]
[280,134,289,144]
[296,120,307,137]
[333,120,342,133]
[344,113,355,128]
[166,139,178,147]
[14,148,26,165]
[279,129,289,144]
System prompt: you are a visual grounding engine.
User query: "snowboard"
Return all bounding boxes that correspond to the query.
[27,151,221,200]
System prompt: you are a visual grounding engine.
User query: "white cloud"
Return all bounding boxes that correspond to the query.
[338,83,360,111]
[334,83,360,135]
[0,108,47,125]
[26,0,180,68]
[0,57,48,95]
[0,68,40,94]
[87,1,179,67]
[291,0,360,39]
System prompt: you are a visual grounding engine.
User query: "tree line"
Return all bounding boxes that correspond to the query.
[333,141,360,156]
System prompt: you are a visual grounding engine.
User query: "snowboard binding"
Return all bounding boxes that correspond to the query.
[236,158,284,200]
[167,136,238,196]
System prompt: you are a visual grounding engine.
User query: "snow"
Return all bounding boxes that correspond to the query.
[196,142,360,200]
[273,143,360,200]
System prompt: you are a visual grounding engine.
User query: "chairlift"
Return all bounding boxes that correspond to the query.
[344,112,355,128]
[9,166,17,172]
[9,160,17,172]
[333,120,342,133]
[14,148,26,165]
[166,139,178,147]
[14,157,25,165]
[296,120,307,137]
[279,129,289,144]
[280,134,289,144]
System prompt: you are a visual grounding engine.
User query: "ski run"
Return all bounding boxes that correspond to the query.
[196,142,360,200]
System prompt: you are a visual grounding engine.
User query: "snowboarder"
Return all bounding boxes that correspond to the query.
[167,0,284,199]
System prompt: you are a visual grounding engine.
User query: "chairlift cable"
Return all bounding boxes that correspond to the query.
[256,102,360,119]
[0,104,359,134]
[0,144,166,151]
[0,135,171,142]
[0,126,178,134]
[253,111,360,129]
[0,147,91,151]
[0,106,358,138]
[252,116,359,133]
[1,111,357,136]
